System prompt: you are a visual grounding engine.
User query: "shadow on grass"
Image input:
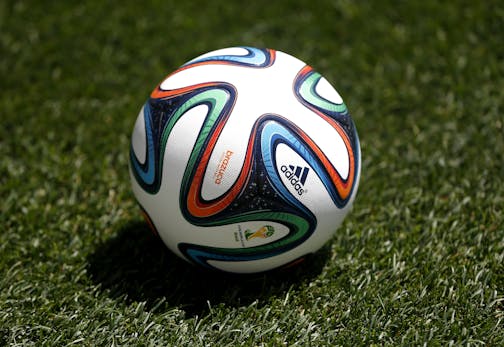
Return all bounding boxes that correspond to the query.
[87,221,330,317]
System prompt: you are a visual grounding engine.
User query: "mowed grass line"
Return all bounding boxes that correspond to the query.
[1,1,503,345]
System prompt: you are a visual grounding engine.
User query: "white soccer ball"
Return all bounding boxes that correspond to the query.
[129,46,361,273]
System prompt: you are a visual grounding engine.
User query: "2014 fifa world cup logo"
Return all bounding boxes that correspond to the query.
[245,225,275,241]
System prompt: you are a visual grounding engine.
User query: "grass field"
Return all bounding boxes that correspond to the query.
[1,0,503,345]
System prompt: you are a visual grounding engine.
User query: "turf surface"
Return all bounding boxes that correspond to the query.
[1,1,503,345]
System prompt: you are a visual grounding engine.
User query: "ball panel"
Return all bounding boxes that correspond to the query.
[131,105,147,164]
[177,210,314,269]
[206,251,306,273]
[314,76,344,105]
[294,67,353,181]
[188,47,251,63]
[184,46,275,68]
[129,103,208,258]
[129,103,156,189]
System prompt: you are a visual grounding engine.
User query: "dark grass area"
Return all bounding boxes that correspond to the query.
[1,0,503,345]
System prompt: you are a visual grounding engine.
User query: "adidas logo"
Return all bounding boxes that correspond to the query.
[280,165,310,195]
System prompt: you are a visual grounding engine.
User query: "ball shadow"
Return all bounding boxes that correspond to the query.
[87,221,331,317]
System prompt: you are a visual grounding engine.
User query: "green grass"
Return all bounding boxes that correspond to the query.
[1,0,503,345]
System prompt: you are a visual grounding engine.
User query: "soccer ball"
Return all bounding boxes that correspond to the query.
[129,46,361,273]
